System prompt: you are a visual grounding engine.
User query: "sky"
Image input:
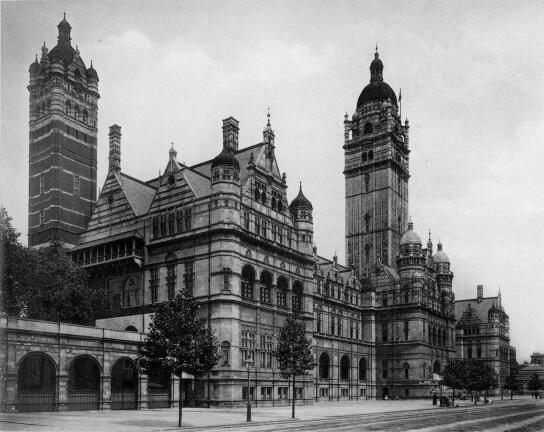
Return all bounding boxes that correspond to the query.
[1,0,543,362]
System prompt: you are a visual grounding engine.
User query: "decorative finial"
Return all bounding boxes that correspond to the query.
[35,54,38,61]
[171,142,174,149]
[90,60,93,67]
[267,107,271,126]
[428,229,431,241]
[64,11,66,19]
[375,43,378,52]
[299,181,302,191]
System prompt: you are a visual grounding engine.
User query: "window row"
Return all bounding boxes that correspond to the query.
[253,187,284,213]
[152,209,193,238]
[315,313,362,340]
[241,386,301,401]
[65,100,94,125]
[243,212,293,246]
[316,280,360,305]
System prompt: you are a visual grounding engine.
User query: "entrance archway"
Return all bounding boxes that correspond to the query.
[68,355,101,410]
[147,372,170,408]
[17,353,56,412]
[111,358,137,410]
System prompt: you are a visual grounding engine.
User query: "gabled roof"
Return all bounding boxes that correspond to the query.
[119,172,156,216]
[455,297,499,324]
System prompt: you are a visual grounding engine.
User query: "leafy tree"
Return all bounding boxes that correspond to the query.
[274,316,316,419]
[138,291,220,427]
[504,374,519,399]
[465,361,498,403]
[527,373,542,398]
[443,359,468,406]
[1,206,100,324]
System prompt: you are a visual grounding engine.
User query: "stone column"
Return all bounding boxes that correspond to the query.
[139,375,148,409]
[57,374,69,411]
[102,375,111,410]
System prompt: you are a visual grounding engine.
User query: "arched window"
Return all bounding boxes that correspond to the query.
[221,341,230,366]
[271,196,277,211]
[318,353,330,379]
[403,363,410,380]
[292,281,303,312]
[422,362,427,379]
[277,200,283,213]
[254,188,260,202]
[340,355,350,380]
[276,276,288,307]
[122,277,140,308]
[241,265,255,300]
[82,109,88,123]
[364,213,370,232]
[125,326,138,332]
[362,152,367,162]
[364,174,370,193]
[260,270,272,304]
[433,360,441,375]
[368,150,374,160]
[364,122,373,134]
[359,358,367,381]
[261,190,267,205]
[74,105,80,119]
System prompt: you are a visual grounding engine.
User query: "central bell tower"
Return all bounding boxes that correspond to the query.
[344,49,410,276]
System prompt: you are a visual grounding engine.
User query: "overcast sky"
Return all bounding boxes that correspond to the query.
[2,0,543,361]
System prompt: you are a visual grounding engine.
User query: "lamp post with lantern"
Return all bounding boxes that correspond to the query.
[245,359,254,422]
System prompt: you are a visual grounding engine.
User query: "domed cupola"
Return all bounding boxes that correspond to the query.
[29,55,41,75]
[48,14,76,66]
[289,183,313,213]
[356,48,398,109]
[432,241,450,264]
[86,61,99,82]
[400,221,421,246]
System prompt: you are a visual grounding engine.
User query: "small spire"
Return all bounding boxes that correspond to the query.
[267,107,271,126]
[90,60,93,67]
[299,181,302,191]
[169,143,177,162]
[64,11,66,19]
[35,54,38,61]
[428,229,432,242]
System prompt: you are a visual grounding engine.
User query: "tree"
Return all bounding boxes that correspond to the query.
[1,206,101,324]
[465,361,498,403]
[443,359,469,406]
[527,373,542,398]
[274,316,316,419]
[504,374,519,399]
[138,291,220,427]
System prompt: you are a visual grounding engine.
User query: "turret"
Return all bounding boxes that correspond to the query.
[109,125,121,173]
[289,183,313,254]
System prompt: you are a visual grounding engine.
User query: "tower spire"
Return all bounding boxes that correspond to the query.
[263,107,275,145]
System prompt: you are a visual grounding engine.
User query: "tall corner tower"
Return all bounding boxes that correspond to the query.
[28,16,99,248]
[344,49,410,275]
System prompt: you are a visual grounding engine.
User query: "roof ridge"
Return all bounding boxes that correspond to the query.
[120,171,156,189]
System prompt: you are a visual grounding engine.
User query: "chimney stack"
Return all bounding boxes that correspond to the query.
[109,124,121,172]
[477,284,483,302]
[222,117,239,151]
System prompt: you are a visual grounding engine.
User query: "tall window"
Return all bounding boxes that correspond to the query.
[382,360,388,379]
[160,214,167,236]
[364,213,370,232]
[105,279,112,310]
[255,218,260,235]
[184,208,192,231]
[166,263,176,299]
[40,174,44,195]
[404,363,410,380]
[364,174,370,193]
[184,260,194,294]
[39,210,45,225]
[221,342,230,366]
[241,265,255,300]
[149,267,159,303]
[73,175,80,196]
[359,358,367,381]
[276,276,288,307]
[260,271,272,304]
[122,277,140,308]
[167,212,175,235]
[318,353,330,379]
[244,211,250,230]
[152,217,159,238]
[316,311,322,333]
[404,321,409,341]
[340,355,350,380]
[382,322,388,342]
[240,331,255,365]
[292,281,303,312]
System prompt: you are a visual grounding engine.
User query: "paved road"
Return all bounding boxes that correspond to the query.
[177,401,544,432]
[1,398,543,431]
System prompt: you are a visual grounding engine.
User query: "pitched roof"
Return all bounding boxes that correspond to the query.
[455,297,499,324]
[119,172,156,216]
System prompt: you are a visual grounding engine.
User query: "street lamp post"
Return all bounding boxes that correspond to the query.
[245,360,254,422]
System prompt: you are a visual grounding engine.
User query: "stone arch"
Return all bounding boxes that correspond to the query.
[340,355,350,380]
[318,352,330,379]
[241,264,256,300]
[433,360,441,375]
[110,357,138,410]
[17,352,57,412]
[125,325,138,332]
[68,355,101,410]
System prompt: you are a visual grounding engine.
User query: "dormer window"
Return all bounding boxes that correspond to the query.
[168,175,176,187]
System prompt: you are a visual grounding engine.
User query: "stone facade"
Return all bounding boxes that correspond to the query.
[455,285,513,395]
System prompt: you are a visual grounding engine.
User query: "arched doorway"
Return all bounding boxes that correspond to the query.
[147,372,170,409]
[17,353,56,412]
[433,360,441,376]
[111,358,137,410]
[68,355,101,410]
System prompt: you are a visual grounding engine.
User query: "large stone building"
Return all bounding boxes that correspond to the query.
[455,285,514,395]
[6,17,516,412]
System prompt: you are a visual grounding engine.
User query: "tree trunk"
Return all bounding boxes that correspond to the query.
[178,374,183,427]
[292,374,296,419]
[452,389,455,407]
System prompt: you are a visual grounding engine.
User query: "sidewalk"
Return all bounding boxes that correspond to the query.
[0,397,531,431]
